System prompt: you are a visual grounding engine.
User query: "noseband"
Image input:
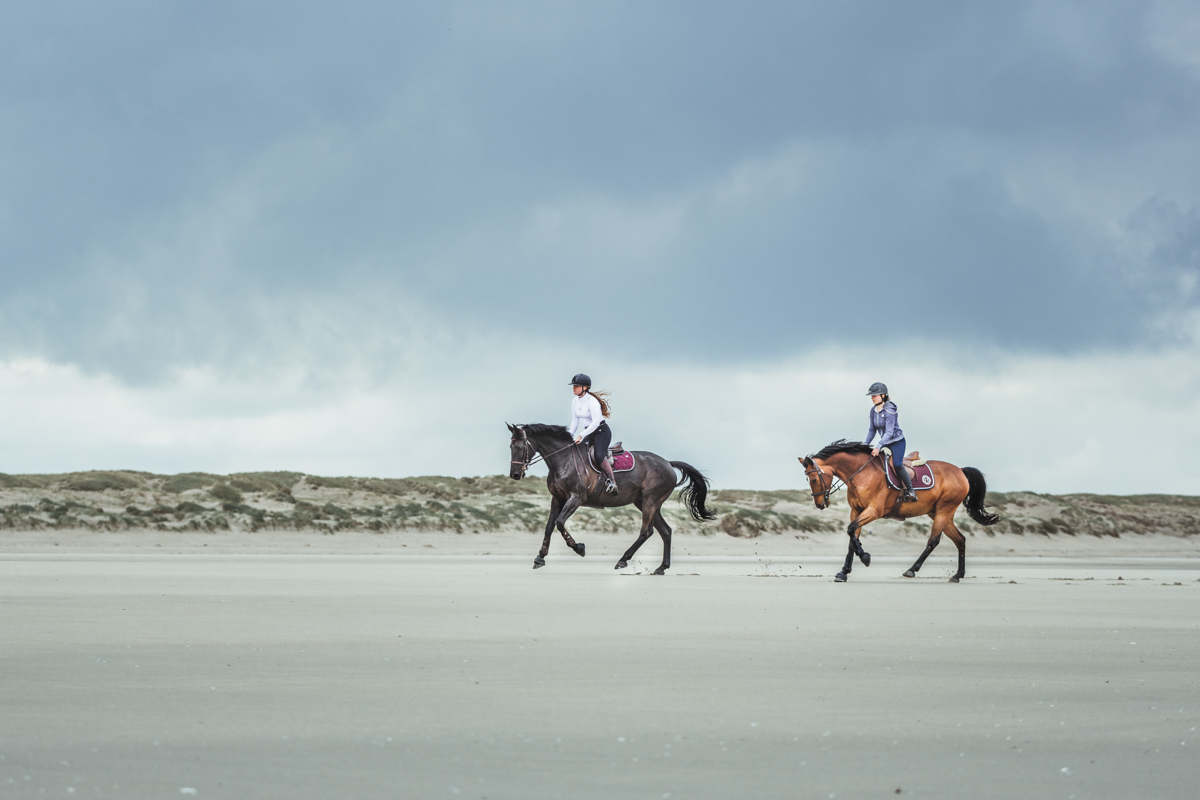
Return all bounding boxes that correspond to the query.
[804,464,841,506]
[510,432,537,478]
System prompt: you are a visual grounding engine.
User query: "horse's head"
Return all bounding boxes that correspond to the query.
[799,456,832,510]
[507,423,535,480]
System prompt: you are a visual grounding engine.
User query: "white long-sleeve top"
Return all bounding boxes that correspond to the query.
[567,393,604,439]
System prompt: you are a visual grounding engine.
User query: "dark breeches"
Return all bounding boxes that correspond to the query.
[585,421,612,461]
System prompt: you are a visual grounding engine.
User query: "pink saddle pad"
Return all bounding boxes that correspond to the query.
[611,450,635,472]
[885,459,935,491]
[589,447,636,473]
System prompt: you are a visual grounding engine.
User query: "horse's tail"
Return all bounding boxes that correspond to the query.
[961,467,1001,526]
[670,461,718,522]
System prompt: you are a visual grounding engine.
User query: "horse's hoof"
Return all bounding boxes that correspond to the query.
[574,542,586,557]
[653,567,666,575]
[615,560,628,570]
[949,575,961,583]
[834,572,847,582]
[533,558,545,569]
[860,552,871,567]
[903,570,916,578]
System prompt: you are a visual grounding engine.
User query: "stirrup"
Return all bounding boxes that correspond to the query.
[605,478,618,494]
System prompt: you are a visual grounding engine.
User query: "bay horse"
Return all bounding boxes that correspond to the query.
[799,440,1000,582]
[508,423,716,574]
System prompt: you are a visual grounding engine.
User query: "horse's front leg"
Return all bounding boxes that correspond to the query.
[534,495,565,569]
[834,535,856,582]
[847,508,880,568]
[554,494,586,558]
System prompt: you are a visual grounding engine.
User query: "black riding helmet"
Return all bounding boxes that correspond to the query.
[865,381,888,396]
[569,373,592,388]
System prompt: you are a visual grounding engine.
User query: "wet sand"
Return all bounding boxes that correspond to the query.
[2,550,1198,799]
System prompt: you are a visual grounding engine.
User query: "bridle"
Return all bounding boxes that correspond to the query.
[804,463,841,507]
[510,432,537,478]
[804,455,879,507]
[510,429,580,479]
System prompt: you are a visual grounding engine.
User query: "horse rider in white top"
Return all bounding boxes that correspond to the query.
[568,373,618,493]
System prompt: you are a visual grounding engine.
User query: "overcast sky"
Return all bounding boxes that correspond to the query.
[1,1,1198,492]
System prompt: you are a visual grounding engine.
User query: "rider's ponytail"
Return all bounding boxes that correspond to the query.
[588,389,612,418]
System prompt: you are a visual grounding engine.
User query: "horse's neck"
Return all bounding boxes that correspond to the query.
[826,453,872,483]
[532,435,575,465]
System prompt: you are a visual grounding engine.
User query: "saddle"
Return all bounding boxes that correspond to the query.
[882,447,935,491]
[587,443,636,473]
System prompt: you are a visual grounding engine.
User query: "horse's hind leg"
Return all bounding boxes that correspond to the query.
[534,496,564,569]
[943,521,966,583]
[651,508,672,575]
[903,531,941,577]
[616,504,655,571]
[904,506,956,579]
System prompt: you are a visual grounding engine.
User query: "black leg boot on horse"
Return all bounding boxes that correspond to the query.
[850,525,871,567]
[835,521,871,582]
[834,535,856,582]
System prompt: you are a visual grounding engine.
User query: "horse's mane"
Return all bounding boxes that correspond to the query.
[809,439,874,460]
[519,423,573,442]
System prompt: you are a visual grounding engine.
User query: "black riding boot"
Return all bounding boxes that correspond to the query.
[896,459,918,503]
[601,458,618,494]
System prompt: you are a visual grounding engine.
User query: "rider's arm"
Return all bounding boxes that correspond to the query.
[864,410,878,446]
[576,394,603,439]
[567,398,579,437]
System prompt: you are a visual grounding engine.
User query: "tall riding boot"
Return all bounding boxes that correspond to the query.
[896,458,918,503]
[601,458,619,494]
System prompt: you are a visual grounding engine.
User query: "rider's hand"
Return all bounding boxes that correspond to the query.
[871,447,880,457]
[574,436,582,444]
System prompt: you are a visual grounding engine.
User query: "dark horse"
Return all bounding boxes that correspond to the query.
[799,440,1000,582]
[508,423,716,573]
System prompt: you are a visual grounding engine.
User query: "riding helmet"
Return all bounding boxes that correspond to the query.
[865,381,888,396]
[569,373,592,387]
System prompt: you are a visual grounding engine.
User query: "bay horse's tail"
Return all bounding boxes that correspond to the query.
[961,467,1001,526]
[671,461,718,522]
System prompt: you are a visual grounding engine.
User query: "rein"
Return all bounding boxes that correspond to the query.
[805,455,879,506]
[510,435,582,479]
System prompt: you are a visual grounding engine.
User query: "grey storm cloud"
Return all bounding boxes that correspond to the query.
[2,0,1200,379]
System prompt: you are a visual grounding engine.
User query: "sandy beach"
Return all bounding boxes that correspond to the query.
[3,530,1199,799]
[9,3,1200,797]
[5,523,1200,560]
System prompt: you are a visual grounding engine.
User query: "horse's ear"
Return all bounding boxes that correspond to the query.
[799,456,813,467]
[506,422,515,433]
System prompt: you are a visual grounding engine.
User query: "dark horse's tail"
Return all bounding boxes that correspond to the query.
[671,461,718,522]
[962,467,1001,526]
